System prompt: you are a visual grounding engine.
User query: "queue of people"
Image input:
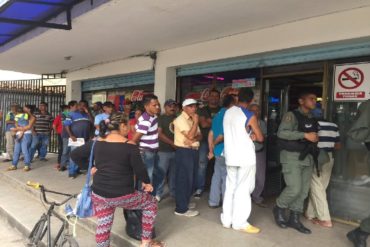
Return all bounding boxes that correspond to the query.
[4,103,51,171]
[1,89,368,247]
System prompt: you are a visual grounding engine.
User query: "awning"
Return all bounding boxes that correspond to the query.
[0,0,83,47]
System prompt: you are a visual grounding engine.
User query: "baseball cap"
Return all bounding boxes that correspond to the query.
[182,98,198,107]
[164,99,177,106]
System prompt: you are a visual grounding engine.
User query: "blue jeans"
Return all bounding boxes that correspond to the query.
[30,133,49,160]
[154,151,176,198]
[12,133,32,167]
[140,150,157,184]
[175,147,199,213]
[60,138,70,168]
[68,145,79,176]
[209,156,227,207]
[196,140,209,193]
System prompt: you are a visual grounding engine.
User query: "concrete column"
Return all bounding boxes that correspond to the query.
[154,66,177,105]
[66,79,81,102]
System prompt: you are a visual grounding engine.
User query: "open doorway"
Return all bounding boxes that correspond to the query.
[262,71,324,197]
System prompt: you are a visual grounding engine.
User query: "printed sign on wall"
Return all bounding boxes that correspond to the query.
[334,63,370,101]
[232,78,256,88]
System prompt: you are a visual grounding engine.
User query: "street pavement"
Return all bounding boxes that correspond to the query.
[0,217,25,247]
[0,154,365,247]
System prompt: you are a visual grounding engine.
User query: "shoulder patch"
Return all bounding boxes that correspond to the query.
[283,113,293,123]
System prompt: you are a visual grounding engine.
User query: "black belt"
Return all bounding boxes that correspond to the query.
[256,147,264,153]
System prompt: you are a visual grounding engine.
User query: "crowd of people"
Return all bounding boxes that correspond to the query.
[3,102,52,171]
[1,87,369,247]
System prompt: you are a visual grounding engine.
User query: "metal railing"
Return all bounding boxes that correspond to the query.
[0,80,66,153]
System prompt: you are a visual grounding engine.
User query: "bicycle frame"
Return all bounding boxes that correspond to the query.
[32,185,77,247]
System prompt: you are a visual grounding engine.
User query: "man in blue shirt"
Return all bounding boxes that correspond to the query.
[94,101,114,136]
[208,94,235,208]
[64,100,93,178]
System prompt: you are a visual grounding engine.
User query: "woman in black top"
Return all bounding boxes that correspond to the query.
[71,113,163,247]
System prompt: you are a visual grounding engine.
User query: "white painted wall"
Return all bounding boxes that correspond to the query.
[66,56,153,101]
[67,6,370,103]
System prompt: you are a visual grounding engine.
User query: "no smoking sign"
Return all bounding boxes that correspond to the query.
[334,63,370,101]
[338,67,364,89]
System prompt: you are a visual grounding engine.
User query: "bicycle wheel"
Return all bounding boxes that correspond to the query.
[28,218,47,246]
[60,237,79,247]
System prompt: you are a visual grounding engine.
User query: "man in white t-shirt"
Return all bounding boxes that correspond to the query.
[222,87,264,234]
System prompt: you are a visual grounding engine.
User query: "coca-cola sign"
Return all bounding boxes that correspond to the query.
[131,90,146,102]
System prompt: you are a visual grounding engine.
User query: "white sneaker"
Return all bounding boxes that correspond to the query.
[174,210,199,217]
[188,202,196,209]
[155,196,161,202]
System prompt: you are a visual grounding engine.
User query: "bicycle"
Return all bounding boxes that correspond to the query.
[26,181,79,247]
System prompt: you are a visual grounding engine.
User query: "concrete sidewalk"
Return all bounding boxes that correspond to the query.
[0,154,361,247]
[0,217,25,247]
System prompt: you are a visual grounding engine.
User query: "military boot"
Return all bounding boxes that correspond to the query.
[347,228,369,247]
[273,206,288,228]
[287,211,311,234]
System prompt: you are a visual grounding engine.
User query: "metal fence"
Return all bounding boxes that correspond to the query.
[0,80,66,153]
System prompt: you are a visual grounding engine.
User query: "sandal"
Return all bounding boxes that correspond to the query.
[23,166,31,172]
[7,166,17,171]
[312,219,333,228]
[141,240,165,247]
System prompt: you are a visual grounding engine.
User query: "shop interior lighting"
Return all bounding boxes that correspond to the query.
[203,75,225,81]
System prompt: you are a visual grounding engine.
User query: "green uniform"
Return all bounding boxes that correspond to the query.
[276,108,315,213]
[361,216,370,233]
[349,100,370,233]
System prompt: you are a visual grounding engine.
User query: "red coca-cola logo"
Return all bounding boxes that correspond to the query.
[131,90,145,102]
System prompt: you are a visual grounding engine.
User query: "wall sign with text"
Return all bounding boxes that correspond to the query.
[334,63,370,101]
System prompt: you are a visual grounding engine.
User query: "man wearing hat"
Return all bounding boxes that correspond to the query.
[173,98,202,217]
[3,104,18,162]
[153,99,177,201]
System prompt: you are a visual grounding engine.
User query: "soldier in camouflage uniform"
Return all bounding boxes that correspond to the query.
[273,92,319,234]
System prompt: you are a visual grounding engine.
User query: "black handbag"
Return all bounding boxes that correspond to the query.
[123,209,156,240]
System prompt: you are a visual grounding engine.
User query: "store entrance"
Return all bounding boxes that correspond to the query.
[262,72,324,197]
[176,62,326,198]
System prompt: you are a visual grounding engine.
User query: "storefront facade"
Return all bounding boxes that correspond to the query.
[175,56,370,222]
[73,53,370,223]
[65,6,370,223]
[81,71,154,112]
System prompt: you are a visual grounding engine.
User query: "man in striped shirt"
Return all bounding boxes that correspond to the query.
[306,116,340,228]
[133,94,160,183]
[30,102,53,161]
